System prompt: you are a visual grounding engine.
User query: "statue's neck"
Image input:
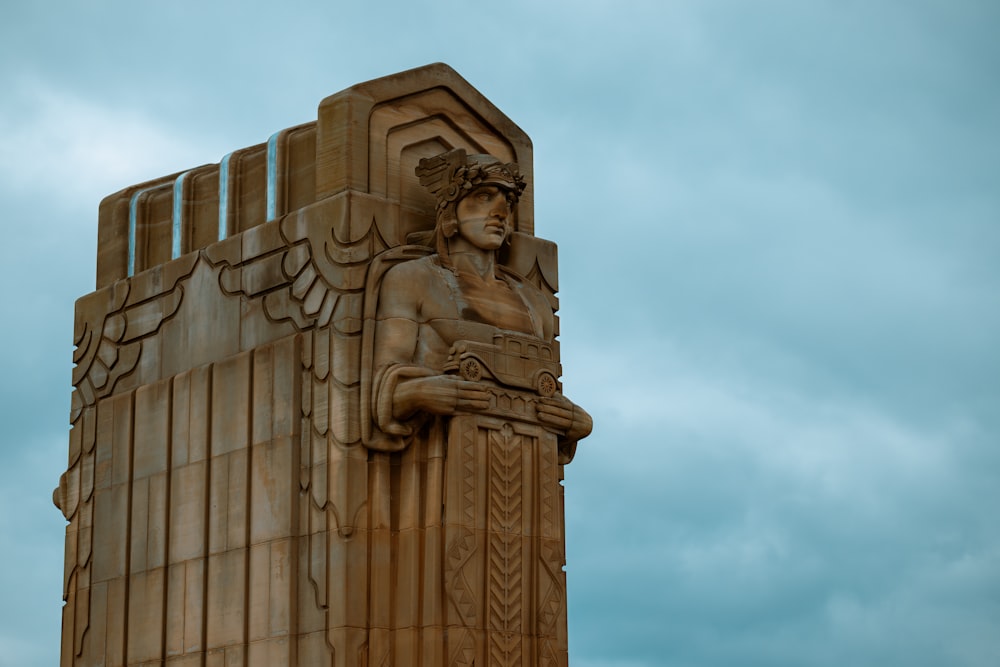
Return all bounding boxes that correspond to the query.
[448,239,497,281]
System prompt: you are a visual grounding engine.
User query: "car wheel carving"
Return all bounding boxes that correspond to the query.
[460,358,483,382]
[537,371,558,397]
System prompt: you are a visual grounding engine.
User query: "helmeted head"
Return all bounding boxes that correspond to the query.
[415,149,526,260]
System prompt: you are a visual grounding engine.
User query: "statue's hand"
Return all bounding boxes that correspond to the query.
[536,395,593,443]
[393,374,491,419]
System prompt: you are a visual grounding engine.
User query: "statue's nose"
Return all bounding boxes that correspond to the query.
[491,198,509,217]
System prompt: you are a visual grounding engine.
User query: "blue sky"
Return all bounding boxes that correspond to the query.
[1,1,998,665]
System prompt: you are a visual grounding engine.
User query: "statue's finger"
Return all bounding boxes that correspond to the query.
[457,387,489,400]
[537,403,570,418]
[458,396,490,410]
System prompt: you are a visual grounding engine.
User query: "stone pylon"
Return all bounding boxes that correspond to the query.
[54,63,585,667]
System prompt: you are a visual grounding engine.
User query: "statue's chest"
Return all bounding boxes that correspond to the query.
[450,273,535,334]
[416,265,543,368]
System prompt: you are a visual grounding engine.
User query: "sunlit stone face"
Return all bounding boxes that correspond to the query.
[455,185,511,250]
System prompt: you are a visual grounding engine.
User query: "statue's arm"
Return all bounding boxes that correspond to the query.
[373,264,489,429]
[536,394,592,464]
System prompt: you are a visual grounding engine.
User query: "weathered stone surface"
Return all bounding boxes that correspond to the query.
[57,63,589,666]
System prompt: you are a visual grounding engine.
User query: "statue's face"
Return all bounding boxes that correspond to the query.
[455,185,511,251]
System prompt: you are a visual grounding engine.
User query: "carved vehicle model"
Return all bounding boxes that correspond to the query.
[444,331,562,397]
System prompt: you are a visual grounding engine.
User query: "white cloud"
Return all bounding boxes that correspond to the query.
[0,76,223,209]
[576,334,969,499]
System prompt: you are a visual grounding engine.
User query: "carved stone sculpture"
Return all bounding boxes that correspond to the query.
[54,63,590,667]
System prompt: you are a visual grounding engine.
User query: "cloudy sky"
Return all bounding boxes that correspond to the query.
[2,1,998,665]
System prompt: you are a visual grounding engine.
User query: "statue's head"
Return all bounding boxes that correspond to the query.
[415,149,526,258]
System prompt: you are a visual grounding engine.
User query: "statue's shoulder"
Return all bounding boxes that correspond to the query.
[381,252,439,284]
[375,251,447,316]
